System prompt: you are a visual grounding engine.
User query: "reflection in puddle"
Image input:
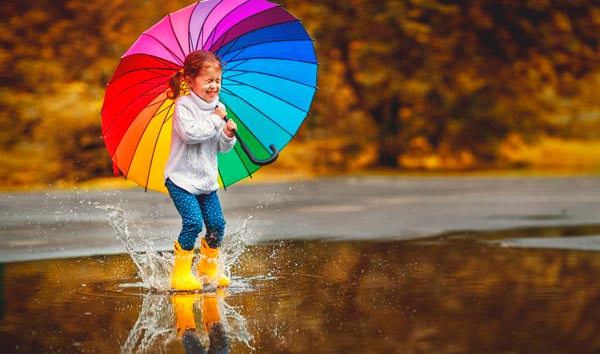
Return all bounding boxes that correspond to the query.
[122,291,252,354]
[1,226,600,353]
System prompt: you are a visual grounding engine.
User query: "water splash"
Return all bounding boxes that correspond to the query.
[121,294,174,354]
[221,299,255,349]
[98,205,172,291]
[218,217,252,284]
[98,205,257,351]
[97,204,254,292]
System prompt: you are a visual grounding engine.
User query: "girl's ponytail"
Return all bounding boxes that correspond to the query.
[167,70,184,99]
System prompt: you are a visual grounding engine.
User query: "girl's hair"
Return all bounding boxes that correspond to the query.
[167,50,222,99]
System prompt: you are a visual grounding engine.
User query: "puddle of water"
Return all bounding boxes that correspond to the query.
[96,205,252,293]
[501,234,600,251]
[1,228,600,353]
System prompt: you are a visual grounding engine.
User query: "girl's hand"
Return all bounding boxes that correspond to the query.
[215,106,227,119]
[224,119,237,138]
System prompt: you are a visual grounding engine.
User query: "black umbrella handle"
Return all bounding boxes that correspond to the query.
[225,118,279,166]
[235,132,279,165]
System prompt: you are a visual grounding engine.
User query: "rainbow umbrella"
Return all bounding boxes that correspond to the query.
[101,0,317,193]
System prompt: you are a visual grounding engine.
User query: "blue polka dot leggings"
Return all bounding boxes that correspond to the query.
[165,178,226,251]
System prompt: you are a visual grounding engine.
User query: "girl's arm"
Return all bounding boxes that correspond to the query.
[173,101,222,144]
[217,104,236,152]
[218,127,236,152]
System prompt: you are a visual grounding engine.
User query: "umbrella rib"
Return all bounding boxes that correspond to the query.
[112,97,173,165]
[226,68,317,90]
[143,102,175,192]
[104,67,173,110]
[104,96,163,140]
[103,79,168,137]
[233,142,254,176]
[220,86,296,142]
[103,55,179,122]
[224,45,318,66]
[196,5,211,50]
[225,113,264,177]
[217,36,241,64]
[203,0,250,51]
[218,169,227,191]
[188,1,201,52]
[139,33,185,66]
[218,96,258,188]
[167,13,187,62]
[225,76,311,114]
[228,56,317,67]
[107,54,179,84]
[224,139,255,184]
[208,5,297,55]
[214,22,302,58]
[119,95,173,183]
[109,66,176,86]
[232,116,267,175]
[222,92,281,150]
[193,0,227,51]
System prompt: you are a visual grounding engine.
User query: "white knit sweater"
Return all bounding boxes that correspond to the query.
[164,92,236,194]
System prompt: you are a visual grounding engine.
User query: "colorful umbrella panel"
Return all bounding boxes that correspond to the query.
[101,0,317,193]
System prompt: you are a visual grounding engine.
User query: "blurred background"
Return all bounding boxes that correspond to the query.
[2,0,600,189]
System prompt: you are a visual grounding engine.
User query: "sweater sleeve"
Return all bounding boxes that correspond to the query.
[173,99,223,144]
[218,130,237,153]
[216,102,237,152]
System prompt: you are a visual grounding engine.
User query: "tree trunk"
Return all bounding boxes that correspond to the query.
[373,100,402,168]
[377,142,399,167]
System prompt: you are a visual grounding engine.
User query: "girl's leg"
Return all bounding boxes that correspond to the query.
[197,191,230,287]
[197,191,226,249]
[166,179,204,251]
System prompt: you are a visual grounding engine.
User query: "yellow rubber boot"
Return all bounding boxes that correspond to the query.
[171,241,202,292]
[202,292,221,333]
[171,294,198,337]
[199,239,230,287]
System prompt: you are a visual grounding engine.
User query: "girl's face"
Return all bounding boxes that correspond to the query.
[188,65,222,103]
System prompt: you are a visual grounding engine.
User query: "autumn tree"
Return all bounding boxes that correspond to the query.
[0,0,189,184]
[288,0,600,168]
[2,0,600,186]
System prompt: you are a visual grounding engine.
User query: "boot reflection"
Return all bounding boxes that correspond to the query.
[203,291,229,354]
[171,293,202,353]
[171,291,229,354]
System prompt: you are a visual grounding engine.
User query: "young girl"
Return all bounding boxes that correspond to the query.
[165,50,237,291]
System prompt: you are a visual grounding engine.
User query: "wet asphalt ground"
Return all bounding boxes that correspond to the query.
[1,175,600,353]
[1,175,600,262]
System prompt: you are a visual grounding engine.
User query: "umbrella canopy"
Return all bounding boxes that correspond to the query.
[101,0,317,193]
